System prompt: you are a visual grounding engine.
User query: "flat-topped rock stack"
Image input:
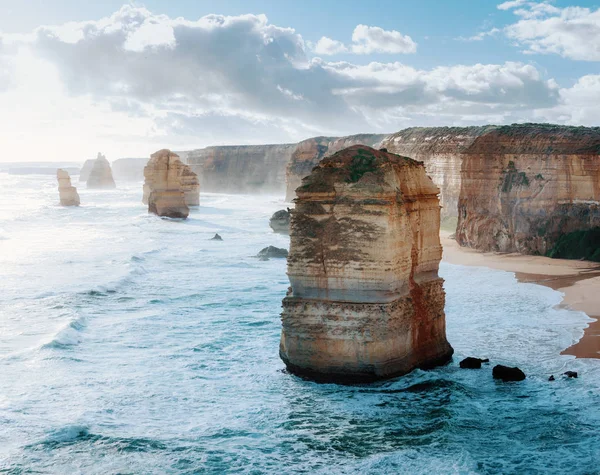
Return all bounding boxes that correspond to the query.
[143,150,199,208]
[56,169,80,206]
[280,145,453,383]
[143,149,193,218]
[86,153,116,189]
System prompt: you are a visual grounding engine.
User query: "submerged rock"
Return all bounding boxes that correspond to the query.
[549,375,556,381]
[143,149,199,208]
[257,246,288,259]
[492,365,526,382]
[144,149,190,219]
[211,233,223,241]
[86,153,116,189]
[269,209,291,234]
[57,169,80,206]
[280,145,453,383]
[459,357,489,369]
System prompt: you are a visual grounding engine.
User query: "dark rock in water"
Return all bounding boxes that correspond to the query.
[211,233,223,241]
[549,375,555,381]
[564,371,578,378]
[459,357,488,369]
[257,246,288,259]
[492,365,526,382]
[269,209,291,234]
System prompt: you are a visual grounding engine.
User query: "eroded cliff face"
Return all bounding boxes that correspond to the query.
[182,144,296,194]
[144,149,191,219]
[86,153,116,189]
[380,127,492,219]
[57,169,80,206]
[456,124,600,254]
[280,145,453,383]
[285,134,387,201]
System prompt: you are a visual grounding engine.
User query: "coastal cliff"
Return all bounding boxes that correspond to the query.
[456,124,600,254]
[280,145,453,382]
[182,144,296,194]
[144,149,192,219]
[284,134,387,201]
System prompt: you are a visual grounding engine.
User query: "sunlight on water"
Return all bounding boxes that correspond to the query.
[0,174,599,474]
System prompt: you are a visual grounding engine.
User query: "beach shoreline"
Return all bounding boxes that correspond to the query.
[440,231,600,359]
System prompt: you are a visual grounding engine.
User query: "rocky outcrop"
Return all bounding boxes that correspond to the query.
[280,145,453,383]
[285,134,387,201]
[456,124,600,254]
[143,150,199,208]
[257,246,288,260]
[182,144,296,194]
[56,169,80,206]
[79,159,95,182]
[269,209,291,234]
[112,158,148,181]
[144,149,190,219]
[86,153,116,189]
[492,365,526,382]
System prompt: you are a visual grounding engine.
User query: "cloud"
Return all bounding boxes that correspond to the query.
[501,2,600,61]
[311,24,416,55]
[0,5,590,161]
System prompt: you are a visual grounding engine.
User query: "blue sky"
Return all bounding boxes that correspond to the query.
[1,0,600,161]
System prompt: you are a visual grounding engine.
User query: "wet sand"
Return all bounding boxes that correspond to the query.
[441,231,600,359]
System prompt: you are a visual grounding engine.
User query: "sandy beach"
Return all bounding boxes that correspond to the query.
[441,231,600,359]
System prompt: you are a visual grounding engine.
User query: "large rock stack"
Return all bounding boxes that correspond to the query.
[143,150,199,208]
[280,145,453,383]
[143,149,193,218]
[86,153,116,189]
[57,169,80,206]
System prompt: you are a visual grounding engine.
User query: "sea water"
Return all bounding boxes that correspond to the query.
[0,174,599,474]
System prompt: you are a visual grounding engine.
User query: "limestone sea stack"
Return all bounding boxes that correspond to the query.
[79,159,95,182]
[280,145,453,383]
[143,149,191,218]
[143,150,199,207]
[86,153,116,189]
[56,169,80,206]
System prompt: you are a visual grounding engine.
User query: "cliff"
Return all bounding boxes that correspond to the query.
[456,124,600,254]
[280,145,453,383]
[144,149,191,218]
[112,158,148,181]
[284,134,387,201]
[182,144,296,194]
[56,169,80,206]
[86,153,116,189]
[143,150,199,207]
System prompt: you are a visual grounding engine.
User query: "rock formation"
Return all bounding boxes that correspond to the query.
[79,159,95,182]
[86,153,116,189]
[285,134,387,201]
[181,144,296,194]
[456,124,600,254]
[492,365,526,382]
[143,150,199,208]
[144,149,190,218]
[280,145,453,383]
[257,246,288,260]
[56,169,80,206]
[269,209,291,234]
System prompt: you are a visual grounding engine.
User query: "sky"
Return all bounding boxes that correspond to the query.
[1,0,600,162]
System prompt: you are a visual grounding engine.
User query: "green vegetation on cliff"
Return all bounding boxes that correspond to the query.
[546,228,600,262]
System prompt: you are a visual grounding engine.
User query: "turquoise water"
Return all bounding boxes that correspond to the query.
[0,174,599,474]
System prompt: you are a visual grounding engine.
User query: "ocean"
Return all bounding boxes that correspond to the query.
[1,173,599,474]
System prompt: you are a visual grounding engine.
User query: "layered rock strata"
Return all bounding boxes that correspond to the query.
[280,145,453,383]
[285,134,387,201]
[144,149,191,219]
[143,150,199,207]
[56,169,80,206]
[86,153,116,189]
[182,144,296,194]
[456,124,600,254]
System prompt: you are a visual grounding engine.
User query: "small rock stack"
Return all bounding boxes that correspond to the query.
[57,169,80,206]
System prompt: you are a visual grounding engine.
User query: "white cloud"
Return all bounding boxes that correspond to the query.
[501,2,600,61]
[311,24,416,55]
[0,5,595,162]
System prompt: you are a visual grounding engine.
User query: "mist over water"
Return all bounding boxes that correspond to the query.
[1,174,599,474]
